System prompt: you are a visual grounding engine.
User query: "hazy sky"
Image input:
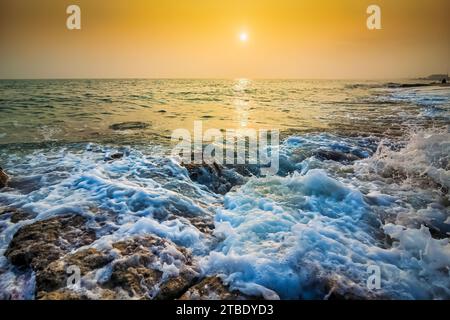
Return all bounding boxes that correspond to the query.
[0,0,449,79]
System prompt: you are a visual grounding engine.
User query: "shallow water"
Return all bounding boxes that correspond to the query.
[0,79,449,299]
[1,79,448,146]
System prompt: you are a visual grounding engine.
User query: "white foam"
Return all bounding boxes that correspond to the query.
[0,129,449,299]
[201,130,450,299]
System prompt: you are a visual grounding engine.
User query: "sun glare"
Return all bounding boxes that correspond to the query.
[239,32,248,42]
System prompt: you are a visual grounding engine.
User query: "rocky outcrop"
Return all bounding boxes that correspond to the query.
[34,235,199,300]
[179,277,258,300]
[0,167,9,188]
[5,215,96,271]
[36,248,113,297]
[105,236,199,299]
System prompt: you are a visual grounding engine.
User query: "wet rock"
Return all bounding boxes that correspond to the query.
[313,149,360,163]
[5,215,96,271]
[104,152,124,161]
[226,164,261,177]
[182,162,245,194]
[386,82,433,89]
[323,276,386,300]
[109,122,149,131]
[165,213,215,236]
[38,289,88,300]
[9,222,199,300]
[36,248,113,295]
[103,236,199,299]
[423,223,450,240]
[179,277,257,300]
[108,262,162,299]
[157,276,196,300]
[110,152,124,160]
[0,167,9,188]
[0,208,37,223]
[185,216,215,235]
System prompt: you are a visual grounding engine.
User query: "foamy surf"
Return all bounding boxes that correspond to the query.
[0,127,449,300]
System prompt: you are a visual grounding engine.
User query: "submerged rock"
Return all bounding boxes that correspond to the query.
[5,215,96,271]
[109,122,150,131]
[0,167,9,188]
[179,277,258,300]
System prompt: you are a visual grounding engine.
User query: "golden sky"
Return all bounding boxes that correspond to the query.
[0,0,449,79]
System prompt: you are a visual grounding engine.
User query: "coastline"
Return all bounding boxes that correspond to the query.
[0,80,449,300]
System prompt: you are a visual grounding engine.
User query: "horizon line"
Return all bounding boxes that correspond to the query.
[0,76,443,81]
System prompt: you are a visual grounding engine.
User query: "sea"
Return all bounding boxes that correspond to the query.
[0,79,449,299]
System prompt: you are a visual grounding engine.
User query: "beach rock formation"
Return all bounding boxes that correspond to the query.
[106,236,199,299]
[36,247,113,298]
[5,215,96,271]
[34,235,200,300]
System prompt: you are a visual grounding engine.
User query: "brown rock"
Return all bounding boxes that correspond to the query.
[36,248,113,295]
[157,273,198,300]
[106,261,163,298]
[0,167,9,188]
[5,215,96,271]
[25,233,200,300]
[37,289,88,300]
[103,236,199,299]
[179,277,258,300]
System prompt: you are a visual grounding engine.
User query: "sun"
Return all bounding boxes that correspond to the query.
[239,32,248,42]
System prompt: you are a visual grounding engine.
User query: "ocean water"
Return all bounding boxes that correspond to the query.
[0,79,449,299]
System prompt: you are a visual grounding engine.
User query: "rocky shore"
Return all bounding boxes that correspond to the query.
[1,126,448,300]
[0,160,258,300]
[1,209,255,300]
